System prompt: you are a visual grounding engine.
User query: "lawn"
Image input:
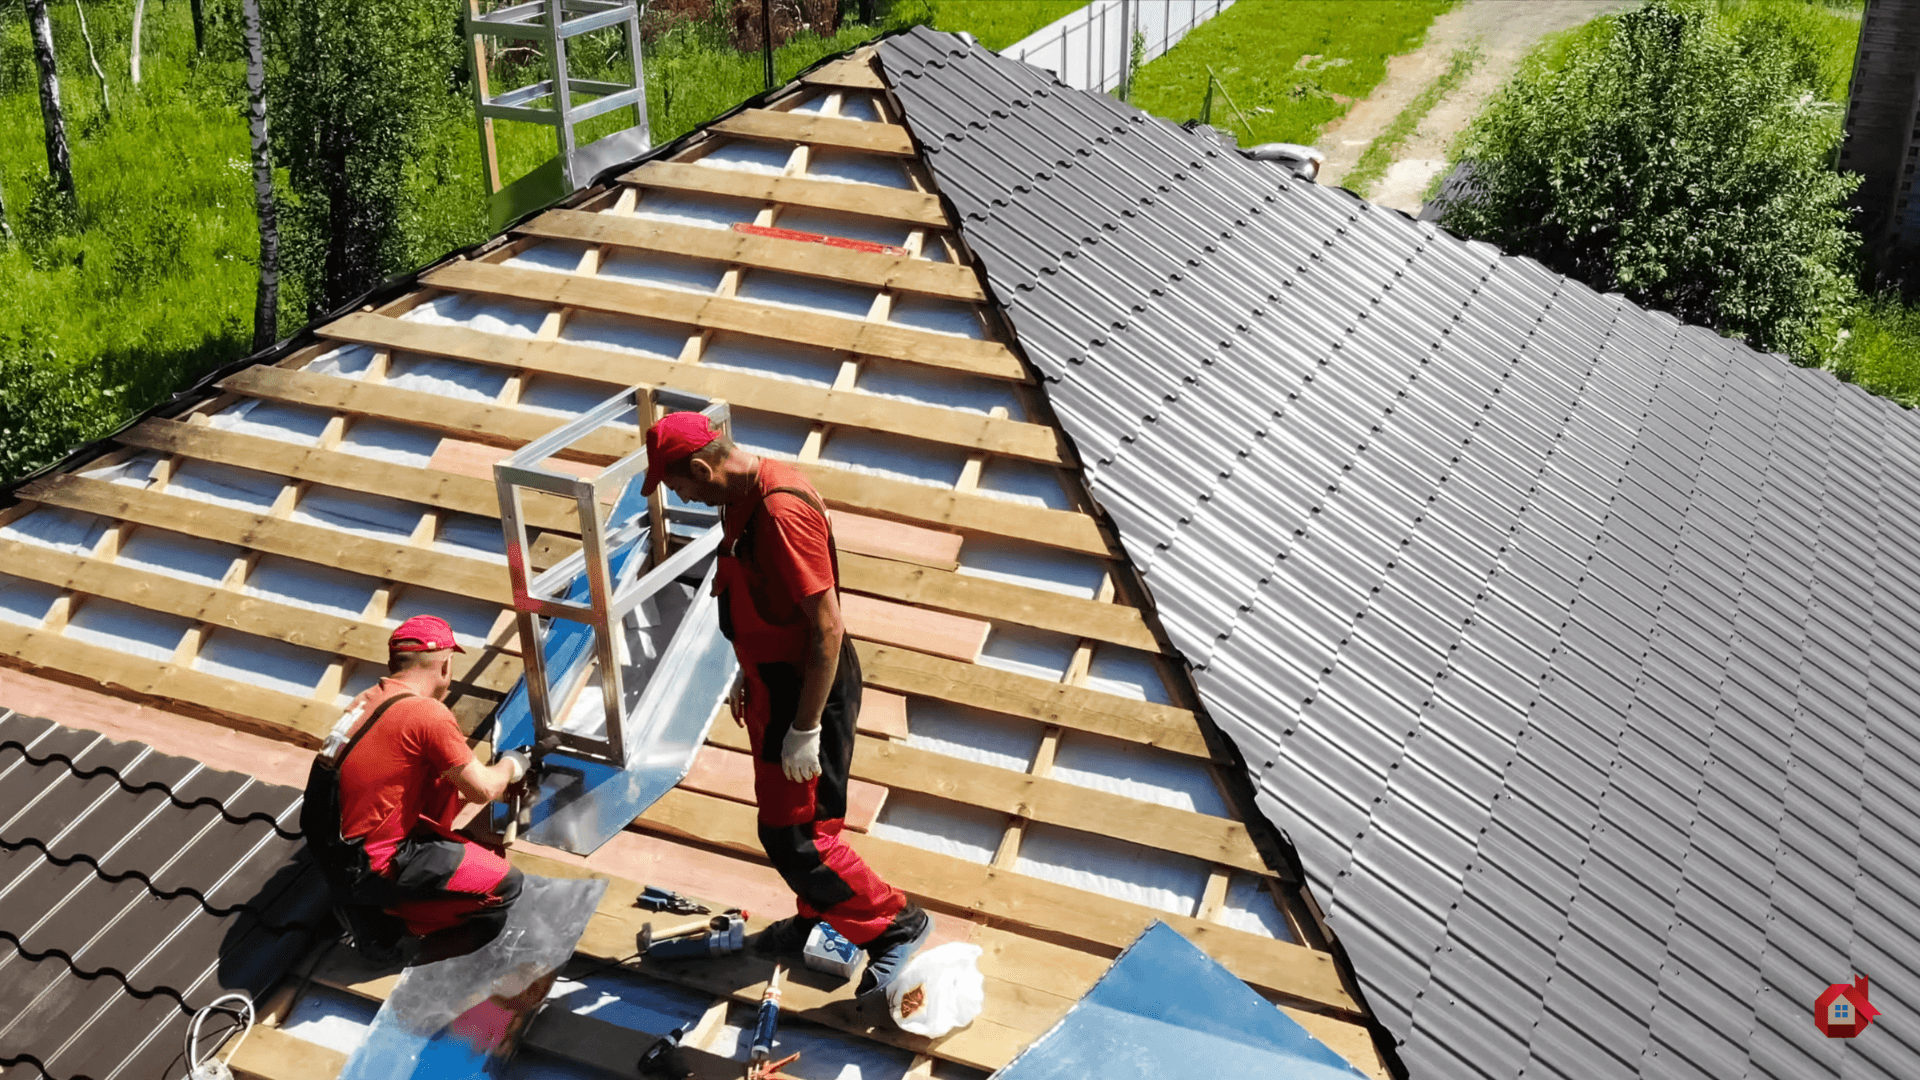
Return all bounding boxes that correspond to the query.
[0,0,1083,482]
[1128,0,1456,147]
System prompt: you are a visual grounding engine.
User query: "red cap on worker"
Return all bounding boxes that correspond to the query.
[641,411,720,496]
[390,614,466,654]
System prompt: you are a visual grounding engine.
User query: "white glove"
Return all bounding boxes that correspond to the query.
[498,747,532,783]
[781,725,822,783]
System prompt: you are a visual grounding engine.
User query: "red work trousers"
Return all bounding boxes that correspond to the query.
[743,637,907,945]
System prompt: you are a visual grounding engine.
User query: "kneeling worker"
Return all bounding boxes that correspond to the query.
[644,411,932,995]
[304,615,532,958]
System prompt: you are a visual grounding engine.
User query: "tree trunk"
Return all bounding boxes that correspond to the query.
[190,0,204,54]
[858,0,873,23]
[130,0,145,85]
[24,0,76,201]
[242,0,279,351]
[0,174,14,245]
[73,0,111,121]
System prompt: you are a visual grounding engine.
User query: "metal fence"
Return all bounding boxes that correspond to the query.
[1002,0,1235,95]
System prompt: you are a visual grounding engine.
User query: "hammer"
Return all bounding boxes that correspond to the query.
[638,912,747,957]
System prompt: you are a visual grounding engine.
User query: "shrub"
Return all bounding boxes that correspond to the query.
[1441,0,1859,365]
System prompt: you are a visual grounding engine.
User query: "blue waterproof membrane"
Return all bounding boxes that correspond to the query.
[993,922,1370,1080]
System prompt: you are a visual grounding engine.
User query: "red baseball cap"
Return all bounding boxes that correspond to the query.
[641,411,720,496]
[390,614,466,654]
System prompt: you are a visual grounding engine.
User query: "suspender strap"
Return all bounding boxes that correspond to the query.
[759,484,840,585]
[328,692,417,773]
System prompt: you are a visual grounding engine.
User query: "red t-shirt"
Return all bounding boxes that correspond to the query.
[722,460,837,661]
[335,679,474,872]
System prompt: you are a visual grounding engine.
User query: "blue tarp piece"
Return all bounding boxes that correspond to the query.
[992,922,1372,1080]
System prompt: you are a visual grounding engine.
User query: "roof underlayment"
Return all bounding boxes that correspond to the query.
[878,26,1920,1080]
[0,43,1388,1080]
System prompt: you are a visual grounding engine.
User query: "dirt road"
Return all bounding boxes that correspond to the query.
[1317,0,1633,212]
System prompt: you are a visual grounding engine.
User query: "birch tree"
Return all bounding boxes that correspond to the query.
[23,0,76,201]
[242,0,279,350]
[73,0,110,121]
[129,0,144,85]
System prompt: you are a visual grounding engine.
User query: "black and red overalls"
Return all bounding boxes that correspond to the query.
[717,459,910,946]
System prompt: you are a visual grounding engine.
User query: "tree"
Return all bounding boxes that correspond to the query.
[242,0,278,351]
[73,0,110,121]
[191,0,205,54]
[23,0,76,201]
[129,0,144,85]
[0,173,13,245]
[264,0,460,317]
[1440,0,1857,365]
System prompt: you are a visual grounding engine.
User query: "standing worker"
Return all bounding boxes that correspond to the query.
[303,615,533,960]
[643,411,932,995]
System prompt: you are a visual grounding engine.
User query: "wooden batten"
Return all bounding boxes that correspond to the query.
[708,108,917,157]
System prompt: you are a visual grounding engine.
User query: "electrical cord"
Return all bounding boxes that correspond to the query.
[185,992,255,1080]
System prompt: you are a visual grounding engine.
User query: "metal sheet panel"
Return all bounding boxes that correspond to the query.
[880,27,1920,1080]
[0,710,329,1079]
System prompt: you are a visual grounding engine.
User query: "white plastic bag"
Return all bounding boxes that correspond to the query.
[886,942,984,1037]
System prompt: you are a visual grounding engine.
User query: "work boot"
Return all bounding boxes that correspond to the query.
[857,904,933,997]
[754,914,820,956]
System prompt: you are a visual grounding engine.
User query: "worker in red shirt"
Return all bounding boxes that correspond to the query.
[643,411,932,995]
[302,615,531,959]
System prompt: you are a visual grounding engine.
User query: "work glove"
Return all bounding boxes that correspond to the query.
[498,747,533,784]
[781,724,822,784]
[728,673,746,727]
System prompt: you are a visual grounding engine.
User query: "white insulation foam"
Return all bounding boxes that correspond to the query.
[243,555,378,618]
[384,352,509,402]
[699,139,797,175]
[82,452,162,487]
[634,188,761,230]
[1014,823,1208,916]
[771,207,909,250]
[600,248,727,294]
[169,460,284,514]
[728,410,812,458]
[337,419,441,469]
[504,239,592,275]
[701,334,842,386]
[1,507,109,555]
[975,458,1070,510]
[868,793,1005,865]
[392,587,500,647]
[401,292,546,338]
[837,94,882,123]
[854,357,1023,417]
[818,429,965,488]
[207,399,331,445]
[118,530,242,587]
[0,573,61,627]
[292,486,422,542]
[64,599,191,661]
[436,513,507,563]
[1051,730,1230,816]
[808,149,910,188]
[304,343,377,379]
[193,630,329,696]
[954,535,1104,599]
[890,296,984,339]
[519,373,624,417]
[904,698,1041,772]
[336,664,383,707]
[976,623,1078,682]
[789,93,831,115]
[1219,872,1292,940]
[735,270,875,320]
[1085,644,1173,705]
[561,310,690,360]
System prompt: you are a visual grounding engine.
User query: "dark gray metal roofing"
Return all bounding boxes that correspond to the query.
[879,27,1920,1080]
[0,710,329,1079]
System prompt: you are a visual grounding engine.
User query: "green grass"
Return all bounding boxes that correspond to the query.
[1346,45,1477,197]
[1836,295,1920,407]
[1128,0,1456,147]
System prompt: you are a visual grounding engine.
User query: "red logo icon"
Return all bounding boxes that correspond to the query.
[1815,976,1880,1038]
